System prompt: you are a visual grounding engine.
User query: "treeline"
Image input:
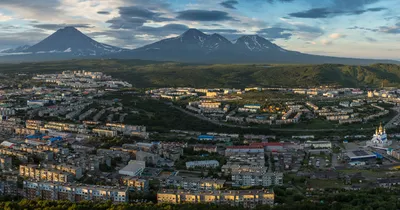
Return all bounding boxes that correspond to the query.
[1,188,400,210]
[1,60,400,88]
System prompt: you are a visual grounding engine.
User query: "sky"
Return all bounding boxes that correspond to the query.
[0,0,399,60]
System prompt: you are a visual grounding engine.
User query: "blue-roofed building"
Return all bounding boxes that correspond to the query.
[198,135,215,141]
[26,134,45,139]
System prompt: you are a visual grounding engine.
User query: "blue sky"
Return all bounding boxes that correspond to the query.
[0,0,399,60]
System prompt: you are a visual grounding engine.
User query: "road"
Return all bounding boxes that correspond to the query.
[385,106,400,129]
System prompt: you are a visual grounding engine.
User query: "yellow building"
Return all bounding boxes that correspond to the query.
[157,189,274,208]
[206,92,218,97]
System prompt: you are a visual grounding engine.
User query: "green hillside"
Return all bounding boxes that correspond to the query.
[0,59,399,88]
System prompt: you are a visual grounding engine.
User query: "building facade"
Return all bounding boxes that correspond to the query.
[157,189,274,209]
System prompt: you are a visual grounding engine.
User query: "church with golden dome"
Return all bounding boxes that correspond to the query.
[367,123,392,148]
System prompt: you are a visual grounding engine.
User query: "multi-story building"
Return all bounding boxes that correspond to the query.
[0,155,12,170]
[121,176,149,192]
[231,172,283,187]
[193,145,218,153]
[92,129,117,137]
[136,151,160,165]
[46,163,83,179]
[19,165,74,183]
[304,141,332,149]
[160,176,225,191]
[225,146,264,156]
[23,180,128,203]
[185,160,219,169]
[157,189,274,208]
[221,164,267,176]
[0,175,18,196]
[0,148,29,162]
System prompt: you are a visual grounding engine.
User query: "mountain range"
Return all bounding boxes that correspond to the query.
[0,27,397,65]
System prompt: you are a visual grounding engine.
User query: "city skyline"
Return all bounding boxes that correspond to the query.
[0,0,399,60]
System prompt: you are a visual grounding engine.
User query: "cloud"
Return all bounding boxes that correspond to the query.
[0,0,62,21]
[0,30,48,49]
[365,37,377,42]
[289,7,386,19]
[118,6,171,22]
[267,0,295,3]
[347,26,378,32]
[32,24,93,30]
[329,33,346,39]
[0,13,12,22]
[321,39,333,45]
[97,11,110,15]
[257,27,293,40]
[106,6,173,29]
[279,18,325,40]
[176,10,234,21]
[200,29,241,35]
[220,0,239,9]
[138,24,189,36]
[294,24,324,39]
[379,22,400,34]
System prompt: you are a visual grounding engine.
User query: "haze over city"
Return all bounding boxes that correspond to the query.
[0,0,399,60]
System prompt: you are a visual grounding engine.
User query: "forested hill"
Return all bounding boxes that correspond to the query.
[1,59,400,88]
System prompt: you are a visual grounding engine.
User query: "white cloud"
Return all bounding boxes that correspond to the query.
[0,13,12,22]
[321,39,333,45]
[329,33,346,39]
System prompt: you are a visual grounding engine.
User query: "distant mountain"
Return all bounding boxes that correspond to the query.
[112,29,397,65]
[23,27,125,56]
[1,45,31,53]
[0,28,397,65]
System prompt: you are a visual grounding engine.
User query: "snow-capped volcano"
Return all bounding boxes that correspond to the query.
[22,27,125,56]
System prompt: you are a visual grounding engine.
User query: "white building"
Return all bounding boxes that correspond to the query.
[185,160,219,169]
[119,160,146,176]
[304,141,332,149]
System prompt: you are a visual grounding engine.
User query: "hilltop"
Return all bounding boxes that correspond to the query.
[0,60,400,88]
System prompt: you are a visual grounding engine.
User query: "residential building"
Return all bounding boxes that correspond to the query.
[160,176,225,191]
[0,175,18,197]
[46,163,83,179]
[185,160,219,169]
[92,129,117,137]
[19,165,74,183]
[193,145,218,153]
[157,189,274,208]
[136,151,160,165]
[121,176,149,192]
[225,146,264,156]
[231,172,283,187]
[0,155,12,170]
[23,180,128,203]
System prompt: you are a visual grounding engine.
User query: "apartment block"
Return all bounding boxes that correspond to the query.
[0,155,12,170]
[0,175,18,197]
[160,176,225,191]
[92,129,117,137]
[157,189,274,209]
[231,172,283,187]
[121,176,149,192]
[23,180,128,203]
[19,165,73,183]
[46,163,83,179]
